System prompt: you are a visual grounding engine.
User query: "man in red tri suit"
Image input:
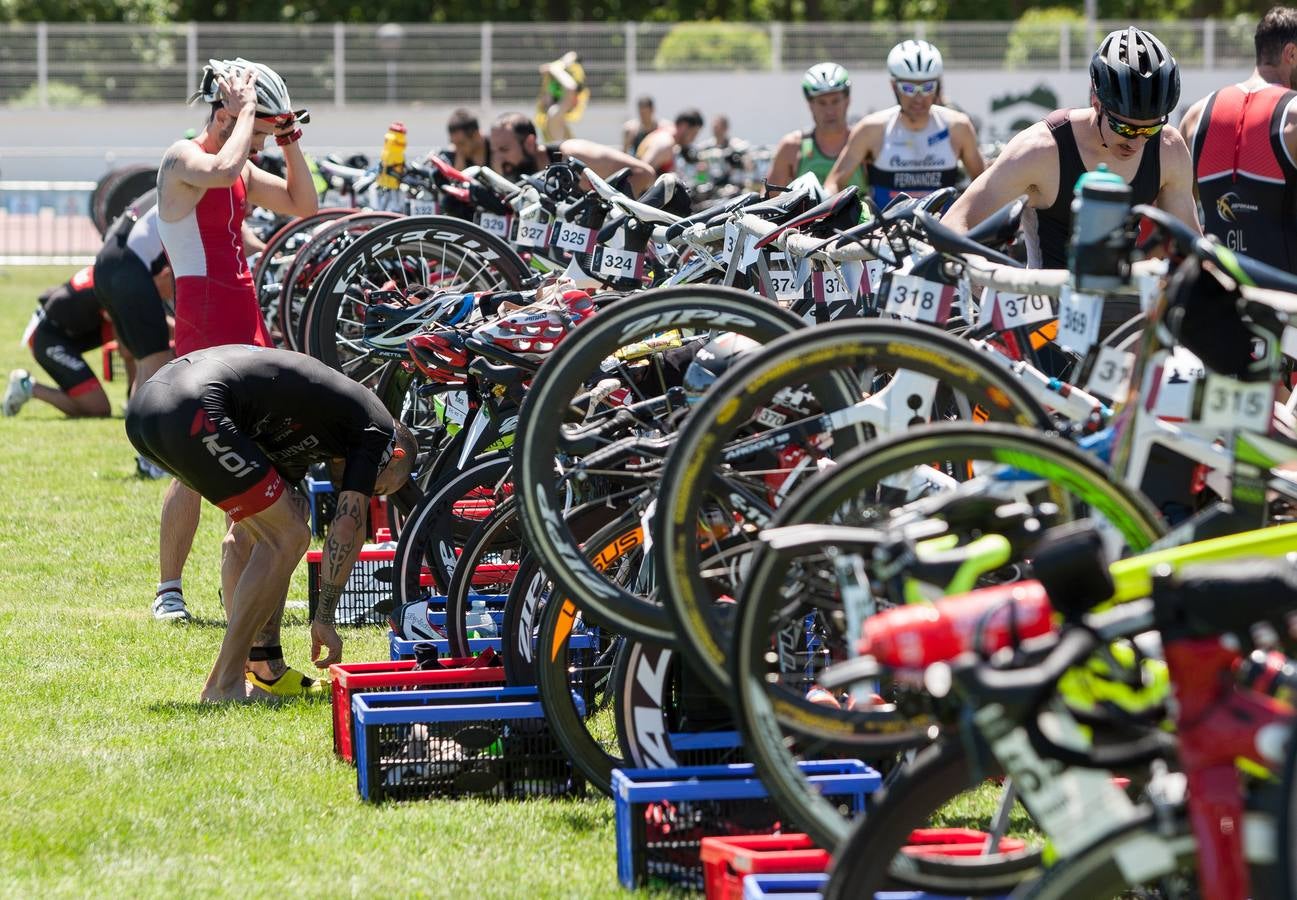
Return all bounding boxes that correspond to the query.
[1181,7,1297,267]
[148,56,317,666]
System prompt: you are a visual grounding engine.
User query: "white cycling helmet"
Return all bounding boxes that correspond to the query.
[887,40,944,81]
[802,62,851,99]
[188,57,309,122]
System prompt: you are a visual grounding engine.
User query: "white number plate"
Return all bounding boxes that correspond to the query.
[515,217,551,249]
[885,274,953,324]
[1057,287,1102,354]
[1084,345,1135,402]
[1200,374,1273,433]
[477,212,511,238]
[767,268,801,301]
[442,390,470,427]
[814,269,853,306]
[408,199,439,216]
[597,247,643,279]
[864,260,886,299]
[1149,347,1203,422]
[991,291,1054,330]
[554,222,595,254]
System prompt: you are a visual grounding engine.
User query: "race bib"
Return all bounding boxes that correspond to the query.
[515,216,551,249]
[990,290,1054,331]
[1084,346,1135,403]
[1199,374,1273,434]
[1056,287,1102,354]
[408,199,439,217]
[477,212,511,239]
[553,221,595,254]
[885,273,953,324]
[597,247,643,280]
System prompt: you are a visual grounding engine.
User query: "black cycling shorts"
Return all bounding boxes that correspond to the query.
[94,243,170,359]
[27,314,101,397]
[126,361,286,521]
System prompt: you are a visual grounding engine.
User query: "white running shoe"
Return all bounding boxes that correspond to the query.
[136,456,168,480]
[2,369,33,417]
[152,591,192,622]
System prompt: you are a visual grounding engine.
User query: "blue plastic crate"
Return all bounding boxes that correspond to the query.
[742,873,828,899]
[353,684,585,802]
[612,760,880,891]
[388,631,504,660]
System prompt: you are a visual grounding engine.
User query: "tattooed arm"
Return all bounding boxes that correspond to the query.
[310,489,368,667]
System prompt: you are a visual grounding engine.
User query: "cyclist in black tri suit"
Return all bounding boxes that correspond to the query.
[943,27,1200,335]
[126,345,417,703]
[4,266,124,419]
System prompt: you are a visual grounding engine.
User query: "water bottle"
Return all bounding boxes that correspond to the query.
[468,599,498,640]
[857,582,1055,669]
[1068,164,1132,292]
[377,121,407,191]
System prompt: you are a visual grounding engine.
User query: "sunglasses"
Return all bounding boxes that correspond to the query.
[1102,108,1165,140]
[895,80,939,97]
[256,108,311,126]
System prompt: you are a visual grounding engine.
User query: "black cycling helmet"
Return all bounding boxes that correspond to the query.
[682,333,759,399]
[1090,27,1180,121]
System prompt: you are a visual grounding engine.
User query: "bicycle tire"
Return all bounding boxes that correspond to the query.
[824,739,1037,898]
[732,423,1165,848]
[253,207,354,339]
[388,453,511,609]
[657,319,1056,698]
[513,285,831,646]
[304,215,530,390]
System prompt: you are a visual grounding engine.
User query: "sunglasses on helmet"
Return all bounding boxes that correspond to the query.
[895,80,938,97]
[1102,108,1165,140]
[256,108,311,126]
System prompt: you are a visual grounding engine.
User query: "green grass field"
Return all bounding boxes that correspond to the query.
[0,266,1023,898]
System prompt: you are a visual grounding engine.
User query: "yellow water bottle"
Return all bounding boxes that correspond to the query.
[378,121,407,191]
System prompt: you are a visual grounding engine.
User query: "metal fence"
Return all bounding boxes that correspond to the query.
[0,19,1257,109]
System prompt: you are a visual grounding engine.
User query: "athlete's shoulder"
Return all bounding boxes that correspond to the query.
[933,105,974,127]
[775,129,805,149]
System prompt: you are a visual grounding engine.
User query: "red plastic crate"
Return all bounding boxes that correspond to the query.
[700,833,830,900]
[900,827,1028,857]
[329,655,504,763]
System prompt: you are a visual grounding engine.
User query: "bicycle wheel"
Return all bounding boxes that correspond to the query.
[824,739,1039,898]
[657,319,1056,699]
[513,285,831,645]
[442,498,524,659]
[304,215,530,391]
[278,211,400,351]
[732,423,1165,849]
[253,207,353,340]
[388,453,511,608]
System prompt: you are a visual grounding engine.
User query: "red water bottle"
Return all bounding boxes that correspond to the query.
[858,582,1056,668]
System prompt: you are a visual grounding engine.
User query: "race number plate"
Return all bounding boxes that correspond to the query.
[477,212,511,239]
[408,199,439,216]
[1056,287,1102,354]
[1084,346,1135,402]
[885,274,953,324]
[515,216,551,249]
[990,291,1054,330]
[597,247,644,280]
[813,268,853,306]
[554,221,595,254]
[1199,374,1273,434]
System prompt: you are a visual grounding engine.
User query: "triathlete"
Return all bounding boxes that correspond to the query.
[622,95,669,155]
[148,58,318,627]
[436,108,491,169]
[489,111,656,195]
[942,28,1199,294]
[636,108,705,176]
[3,266,127,419]
[536,52,589,143]
[768,63,865,191]
[825,40,985,204]
[126,345,417,703]
[1180,6,1297,268]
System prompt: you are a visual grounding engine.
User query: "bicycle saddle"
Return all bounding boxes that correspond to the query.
[915,208,1022,269]
[316,157,368,186]
[966,195,1028,252]
[754,186,861,249]
[634,173,693,221]
[741,186,813,224]
[664,192,759,241]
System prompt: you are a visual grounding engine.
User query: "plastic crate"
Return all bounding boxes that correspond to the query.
[901,827,1028,858]
[306,545,398,627]
[353,685,585,802]
[387,632,505,660]
[613,761,880,891]
[742,873,827,899]
[701,833,830,900]
[328,655,506,764]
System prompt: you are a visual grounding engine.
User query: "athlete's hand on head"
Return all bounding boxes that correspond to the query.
[310,620,343,668]
[220,68,258,115]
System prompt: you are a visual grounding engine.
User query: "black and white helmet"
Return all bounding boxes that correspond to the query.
[802,62,851,99]
[1090,28,1180,121]
[887,40,943,80]
[188,57,309,122]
